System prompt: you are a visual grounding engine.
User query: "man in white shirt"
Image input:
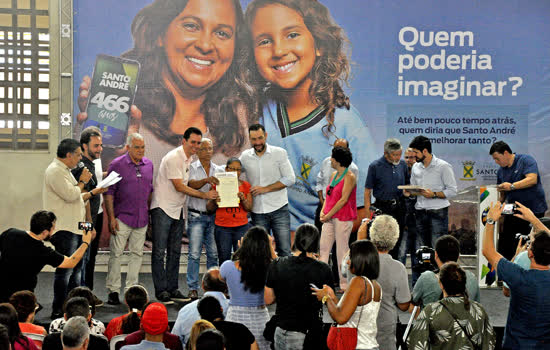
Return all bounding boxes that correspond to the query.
[186,138,223,300]
[240,124,295,256]
[405,135,457,248]
[150,127,218,303]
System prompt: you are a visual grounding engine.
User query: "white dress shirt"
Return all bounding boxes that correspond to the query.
[315,157,359,198]
[150,146,195,220]
[187,160,224,212]
[240,144,296,214]
[410,154,457,210]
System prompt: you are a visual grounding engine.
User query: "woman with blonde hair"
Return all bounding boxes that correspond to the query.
[186,320,215,350]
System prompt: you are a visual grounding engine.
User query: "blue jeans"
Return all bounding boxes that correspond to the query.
[251,204,291,256]
[151,207,184,296]
[416,207,449,248]
[50,230,83,313]
[215,223,251,264]
[274,327,305,350]
[186,212,218,291]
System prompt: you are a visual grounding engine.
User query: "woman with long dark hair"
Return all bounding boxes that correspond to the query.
[407,262,496,349]
[0,304,38,350]
[77,0,257,168]
[313,240,382,350]
[265,223,333,350]
[220,226,276,350]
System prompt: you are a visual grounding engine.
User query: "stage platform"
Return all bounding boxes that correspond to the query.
[32,270,509,349]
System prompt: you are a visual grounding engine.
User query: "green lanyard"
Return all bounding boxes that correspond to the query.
[330,167,349,188]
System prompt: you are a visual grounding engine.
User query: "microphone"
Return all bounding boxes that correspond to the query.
[78,162,96,186]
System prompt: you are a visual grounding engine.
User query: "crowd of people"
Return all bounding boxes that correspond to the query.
[0,111,549,349]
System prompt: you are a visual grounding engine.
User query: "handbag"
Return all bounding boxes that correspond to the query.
[326,278,367,350]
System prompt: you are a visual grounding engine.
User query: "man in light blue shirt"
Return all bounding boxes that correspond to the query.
[406,136,457,248]
[172,268,229,346]
[240,124,296,256]
[186,138,223,300]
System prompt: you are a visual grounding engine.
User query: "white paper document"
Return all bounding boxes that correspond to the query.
[97,171,122,188]
[215,172,239,208]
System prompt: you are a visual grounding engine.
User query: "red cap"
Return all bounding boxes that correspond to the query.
[141,303,168,335]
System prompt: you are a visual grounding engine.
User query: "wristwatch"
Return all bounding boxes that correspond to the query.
[432,192,438,199]
[486,218,496,225]
[510,183,516,191]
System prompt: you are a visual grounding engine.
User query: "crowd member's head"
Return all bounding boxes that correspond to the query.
[0,303,22,347]
[349,240,380,280]
[0,324,9,350]
[79,126,102,161]
[529,230,550,266]
[331,146,353,169]
[124,0,252,153]
[233,226,273,293]
[197,138,214,163]
[121,285,149,335]
[435,235,460,267]
[57,139,83,169]
[225,158,243,179]
[196,329,225,350]
[66,287,97,318]
[333,138,350,149]
[292,223,320,257]
[187,320,215,350]
[30,210,56,239]
[409,135,432,163]
[489,140,514,168]
[64,297,91,323]
[61,316,90,350]
[439,262,470,309]
[405,147,416,168]
[384,138,402,166]
[8,291,39,323]
[126,133,146,164]
[197,296,224,322]
[141,303,168,337]
[202,268,227,294]
[369,214,400,253]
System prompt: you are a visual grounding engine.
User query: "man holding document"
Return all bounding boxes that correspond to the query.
[105,133,154,305]
[186,138,223,300]
[208,158,253,265]
[404,135,457,248]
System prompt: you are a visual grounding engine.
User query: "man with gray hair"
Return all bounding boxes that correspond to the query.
[105,133,154,305]
[61,316,90,350]
[186,138,223,300]
[364,138,409,259]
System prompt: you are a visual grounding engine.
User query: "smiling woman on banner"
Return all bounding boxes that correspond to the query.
[77,0,256,170]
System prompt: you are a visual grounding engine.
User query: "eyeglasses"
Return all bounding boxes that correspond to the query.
[327,186,334,196]
[227,167,242,172]
[135,164,142,178]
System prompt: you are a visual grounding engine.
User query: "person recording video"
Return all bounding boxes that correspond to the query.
[0,210,92,303]
[412,235,480,308]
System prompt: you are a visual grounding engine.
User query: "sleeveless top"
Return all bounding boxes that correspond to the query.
[338,277,381,349]
[323,172,357,221]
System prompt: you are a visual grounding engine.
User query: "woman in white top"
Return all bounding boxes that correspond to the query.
[313,240,382,350]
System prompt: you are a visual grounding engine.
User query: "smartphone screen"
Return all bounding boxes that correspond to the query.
[83,54,140,147]
[502,203,515,215]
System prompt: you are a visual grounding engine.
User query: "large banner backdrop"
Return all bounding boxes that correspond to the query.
[74,0,550,233]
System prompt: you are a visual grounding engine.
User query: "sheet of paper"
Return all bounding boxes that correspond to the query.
[215,172,240,208]
[97,171,121,188]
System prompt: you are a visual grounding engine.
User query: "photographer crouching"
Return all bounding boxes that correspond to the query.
[0,210,92,303]
[482,201,550,349]
[411,235,480,308]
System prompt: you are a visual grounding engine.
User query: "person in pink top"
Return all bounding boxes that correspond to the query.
[320,146,357,291]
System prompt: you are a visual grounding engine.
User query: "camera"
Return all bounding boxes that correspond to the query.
[414,246,437,274]
[78,221,93,231]
[502,203,518,215]
[515,233,530,244]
